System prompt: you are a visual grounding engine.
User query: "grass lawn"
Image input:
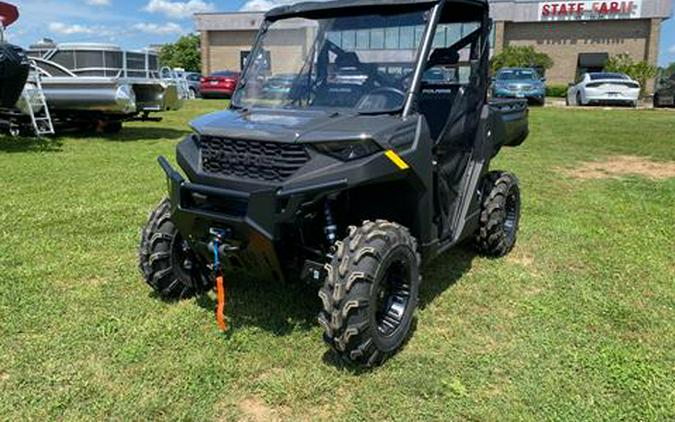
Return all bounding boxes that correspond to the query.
[0,100,673,420]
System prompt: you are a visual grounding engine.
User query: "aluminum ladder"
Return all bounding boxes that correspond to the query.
[24,61,55,137]
[160,66,192,100]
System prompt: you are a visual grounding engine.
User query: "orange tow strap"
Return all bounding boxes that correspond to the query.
[215,271,227,332]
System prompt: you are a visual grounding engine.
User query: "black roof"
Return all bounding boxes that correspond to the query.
[266,0,488,21]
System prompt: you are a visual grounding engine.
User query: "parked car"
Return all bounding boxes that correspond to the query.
[178,71,201,98]
[199,71,239,99]
[330,67,369,85]
[492,67,546,105]
[653,73,675,108]
[566,72,639,107]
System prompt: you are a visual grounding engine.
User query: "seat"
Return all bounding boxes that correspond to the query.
[334,52,360,68]
[312,83,365,108]
[418,48,462,141]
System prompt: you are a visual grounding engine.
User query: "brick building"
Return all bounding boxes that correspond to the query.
[195,0,672,86]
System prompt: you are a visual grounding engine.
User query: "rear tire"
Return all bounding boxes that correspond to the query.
[139,198,206,299]
[318,220,421,367]
[474,172,521,257]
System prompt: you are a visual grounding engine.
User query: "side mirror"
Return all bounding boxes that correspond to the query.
[541,77,547,82]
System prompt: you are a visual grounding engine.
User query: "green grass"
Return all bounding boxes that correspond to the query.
[1,101,673,420]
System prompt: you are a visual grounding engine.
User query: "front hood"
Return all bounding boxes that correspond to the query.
[190,107,408,145]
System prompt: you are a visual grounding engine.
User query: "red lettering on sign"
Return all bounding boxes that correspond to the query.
[541,1,638,18]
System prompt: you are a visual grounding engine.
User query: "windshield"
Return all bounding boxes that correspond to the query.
[232,10,430,113]
[496,69,539,81]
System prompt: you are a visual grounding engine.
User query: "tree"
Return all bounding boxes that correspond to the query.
[663,62,675,77]
[158,34,201,72]
[490,46,554,74]
[605,53,658,97]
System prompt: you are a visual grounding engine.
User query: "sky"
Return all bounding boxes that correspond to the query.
[4,0,675,66]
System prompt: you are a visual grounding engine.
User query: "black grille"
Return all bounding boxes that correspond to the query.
[201,136,310,182]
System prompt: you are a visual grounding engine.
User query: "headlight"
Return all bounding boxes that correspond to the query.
[313,139,381,161]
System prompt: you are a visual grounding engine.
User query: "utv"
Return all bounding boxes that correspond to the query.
[139,0,529,366]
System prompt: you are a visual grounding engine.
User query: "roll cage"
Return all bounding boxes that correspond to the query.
[241,0,491,138]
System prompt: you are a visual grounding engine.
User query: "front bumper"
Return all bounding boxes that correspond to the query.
[493,89,545,103]
[158,156,346,281]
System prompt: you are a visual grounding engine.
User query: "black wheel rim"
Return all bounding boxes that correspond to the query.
[503,187,519,244]
[375,258,412,337]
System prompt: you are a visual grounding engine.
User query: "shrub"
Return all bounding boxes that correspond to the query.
[605,53,658,97]
[490,46,554,74]
[546,84,568,98]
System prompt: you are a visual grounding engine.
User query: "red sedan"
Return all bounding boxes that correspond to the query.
[199,71,240,99]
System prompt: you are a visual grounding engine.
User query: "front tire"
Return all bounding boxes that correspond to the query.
[139,198,206,299]
[474,172,521,257]
[318,220,421,367]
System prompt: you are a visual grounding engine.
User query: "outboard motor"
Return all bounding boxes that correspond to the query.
[0,1,29,108]
[0,42,29,108]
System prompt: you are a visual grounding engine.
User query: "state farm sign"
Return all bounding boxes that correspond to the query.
[538,0,642,21]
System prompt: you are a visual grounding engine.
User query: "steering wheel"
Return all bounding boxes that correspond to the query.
[356,87,406,112]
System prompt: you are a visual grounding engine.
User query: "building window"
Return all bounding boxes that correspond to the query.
[433,25,446,48]
[414,25,425,47]
[327,31,341,48]
[371,28,385,49]
[342,30,356,49]
[356,30,369,49]
[385,27,399,49]
[400,26,414,49]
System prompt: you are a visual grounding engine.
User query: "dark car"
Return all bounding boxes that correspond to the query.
[199,71,240,99]
[653,73,675,108]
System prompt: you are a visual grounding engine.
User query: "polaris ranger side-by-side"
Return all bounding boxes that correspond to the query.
[139,0,529,367]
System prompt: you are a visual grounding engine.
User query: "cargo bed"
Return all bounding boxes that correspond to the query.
[490,97,529,147]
